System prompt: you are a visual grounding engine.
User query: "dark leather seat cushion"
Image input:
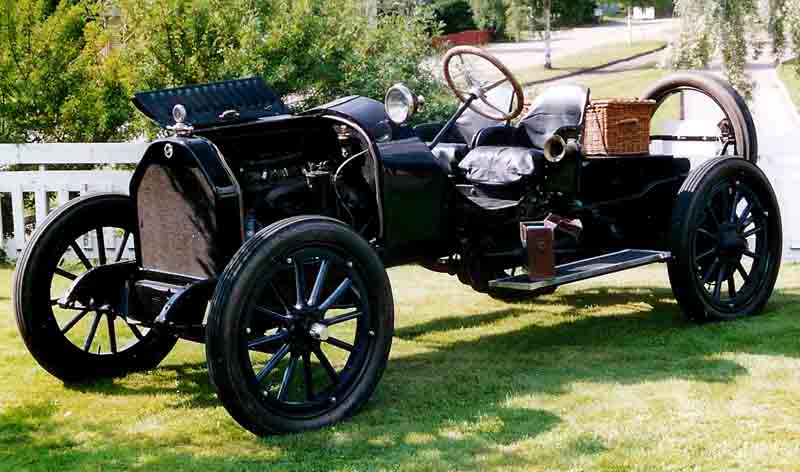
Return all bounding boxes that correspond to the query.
[519,84,590,149]
[458,146,535,186]
[430,143,469,173]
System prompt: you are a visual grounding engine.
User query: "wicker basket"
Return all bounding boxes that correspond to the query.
[582,99,656,156]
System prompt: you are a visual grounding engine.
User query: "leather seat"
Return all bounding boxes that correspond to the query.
[518,84,590,148]
[430,143,469,173]
[458,146,536,186]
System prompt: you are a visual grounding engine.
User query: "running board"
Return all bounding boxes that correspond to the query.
[489,249,672,291]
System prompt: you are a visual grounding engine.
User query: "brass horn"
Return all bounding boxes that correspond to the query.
[543,134,567,163]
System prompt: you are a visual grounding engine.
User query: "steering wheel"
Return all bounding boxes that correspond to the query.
[443,46,525,121]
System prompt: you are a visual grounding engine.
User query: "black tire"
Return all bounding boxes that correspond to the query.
[667,157,781,322]
[643,72,758,163]
[13,193,177,382]
[206,216,393,436]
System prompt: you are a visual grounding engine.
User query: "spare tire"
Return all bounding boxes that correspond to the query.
[643,72,758,164]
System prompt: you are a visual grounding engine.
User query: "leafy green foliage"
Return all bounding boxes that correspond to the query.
[0,0,131,142]
[0,0,452,142]
[433,0,477,34]
[470,0,507,37]
[670,0,800,97]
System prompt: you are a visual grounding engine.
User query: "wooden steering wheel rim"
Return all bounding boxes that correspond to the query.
[442,45,525,121]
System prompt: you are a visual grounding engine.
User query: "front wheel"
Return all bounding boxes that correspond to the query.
[206,216,394,436]
[668,157,781,321]
[13,193,177,382]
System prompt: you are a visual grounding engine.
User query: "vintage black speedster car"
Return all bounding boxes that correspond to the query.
[14,47,781,436]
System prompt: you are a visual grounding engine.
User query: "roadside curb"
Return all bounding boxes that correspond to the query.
[522,44,668,87]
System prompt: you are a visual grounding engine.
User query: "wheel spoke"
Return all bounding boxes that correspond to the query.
[322,310,362,326]
[96,228,106,265]
[744,249,759,260]
[248,331,289,350]
[277,354,298,401]
[696,247,717,261]
[54,267,77,281]
[313,347,339,383]
[60,309,90,334]
[83,312,102,352]
[256,343,290,383]
[743,226,764,238]
[706,204,722,229]
[269,282,290,314]
[728,272,736,298]
[703,258,720,285]
[712,265,724,300]
[303,352,314,401]
[308,259,330,306]
[729,190,741,223]
[107,315,117,354]
[318,278,353,312]
[697,227,717,240]
[325,336,354,352]
[114,230,130,262]
[719,185,731,224]
[294,258,306,308]
[483,77,508,93]
[737,202,753,228]
[125,319,144,340]
[70,242,93,270]
[254,306,291,325]
[736,262,751,283]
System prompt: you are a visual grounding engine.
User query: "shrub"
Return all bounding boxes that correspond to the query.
[433,0,477,34]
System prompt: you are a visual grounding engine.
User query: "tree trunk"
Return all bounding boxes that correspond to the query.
[627,6,633,46]
[544,0,552,69]
[366,0,377,28]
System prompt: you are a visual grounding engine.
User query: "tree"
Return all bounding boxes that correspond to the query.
[671,0,786,96]
[0,0,132,143]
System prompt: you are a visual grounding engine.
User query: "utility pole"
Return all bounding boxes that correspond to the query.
[544,0,552,69]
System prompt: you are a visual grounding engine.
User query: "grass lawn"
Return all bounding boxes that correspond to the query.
[778,59,800,112]
[3,262,800,471]
[514,40,666,85]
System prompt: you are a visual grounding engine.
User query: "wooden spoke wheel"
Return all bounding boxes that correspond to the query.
[206,216,393,436]
[14,194,177,382]
[668,157,781,321]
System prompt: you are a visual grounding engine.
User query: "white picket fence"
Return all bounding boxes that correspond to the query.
[0,143,147,260]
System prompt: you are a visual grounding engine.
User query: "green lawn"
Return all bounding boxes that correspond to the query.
[778,59,800,112]
[3,263,800,471]
[515,40,666,85]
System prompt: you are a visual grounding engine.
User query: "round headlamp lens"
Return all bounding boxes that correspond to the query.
[172,104,187,124]
[385,84,416,124]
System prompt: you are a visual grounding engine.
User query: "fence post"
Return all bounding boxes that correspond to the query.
[12,185,24,255]
[35,167,48,226]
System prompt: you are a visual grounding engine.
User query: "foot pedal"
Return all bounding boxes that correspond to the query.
[489,249,671,291]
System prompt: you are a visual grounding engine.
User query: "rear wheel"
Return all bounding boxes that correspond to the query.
[206,216,393,436]
[14,193,177,382]
[668,157,781,321]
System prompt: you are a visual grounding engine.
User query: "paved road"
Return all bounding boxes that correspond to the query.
[486,19,677,74]
[744,60,800,260]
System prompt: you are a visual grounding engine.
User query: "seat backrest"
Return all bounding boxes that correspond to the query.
[454,87,515,145]
[518,84,590,149]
